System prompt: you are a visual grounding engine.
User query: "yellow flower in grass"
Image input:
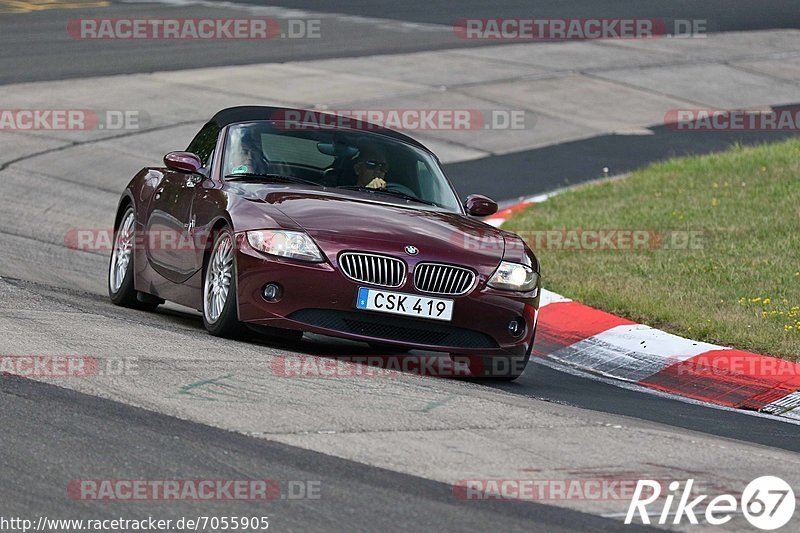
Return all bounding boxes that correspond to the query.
[762,298,771,305]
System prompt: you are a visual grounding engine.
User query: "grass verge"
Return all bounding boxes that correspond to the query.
[505,139,800,361]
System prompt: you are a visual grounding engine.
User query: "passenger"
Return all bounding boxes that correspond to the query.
[230,128,270,175]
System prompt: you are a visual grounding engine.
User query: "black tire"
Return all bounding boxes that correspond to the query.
[108,206,160,311]
[202,227,243,338]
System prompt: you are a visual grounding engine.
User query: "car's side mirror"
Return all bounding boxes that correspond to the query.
[464,194,498,216]
[164,151,202,173]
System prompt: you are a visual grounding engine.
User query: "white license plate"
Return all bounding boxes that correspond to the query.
[355,287,453,321]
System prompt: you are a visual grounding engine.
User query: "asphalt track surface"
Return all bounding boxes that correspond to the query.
[4,276,800,454]
[2,2,800,532]
[445,123,800,202]
[1,375,649,533]
[2,0,800,85]
[3,0,799,202]
[232,0,800,30]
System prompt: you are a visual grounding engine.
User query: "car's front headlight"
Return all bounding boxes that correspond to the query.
[487,261,538,291]
[246,230,324,262]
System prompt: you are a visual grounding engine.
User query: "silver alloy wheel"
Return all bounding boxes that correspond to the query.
[109,210,134,294]
[204,232,234,324]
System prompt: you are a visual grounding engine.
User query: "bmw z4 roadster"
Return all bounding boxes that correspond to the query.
[109,106,540,379]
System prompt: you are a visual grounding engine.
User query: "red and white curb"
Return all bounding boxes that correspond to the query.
[536,289,800,421]
[489,193,799,420]
[484,194,551,228]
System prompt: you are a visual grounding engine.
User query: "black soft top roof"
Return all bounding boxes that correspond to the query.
[207,106,430,151]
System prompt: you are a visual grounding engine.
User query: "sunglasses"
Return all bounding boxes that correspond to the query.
[362,160,389,172]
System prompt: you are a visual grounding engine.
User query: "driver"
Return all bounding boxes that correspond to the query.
[353,145,389,189]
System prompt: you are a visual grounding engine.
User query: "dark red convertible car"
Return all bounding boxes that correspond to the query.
[109,106,540,379]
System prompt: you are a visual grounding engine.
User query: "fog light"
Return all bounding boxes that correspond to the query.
[508,317,525,337]
[263,283,282,302]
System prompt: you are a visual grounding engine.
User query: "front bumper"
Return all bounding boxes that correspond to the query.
[235,235,539,355]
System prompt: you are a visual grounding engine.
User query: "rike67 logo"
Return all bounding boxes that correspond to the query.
[626,476,795,530]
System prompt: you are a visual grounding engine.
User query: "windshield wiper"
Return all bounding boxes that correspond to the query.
[337,186,439,206]
[224,173,321,186]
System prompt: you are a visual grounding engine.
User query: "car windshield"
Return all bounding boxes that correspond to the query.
[222,121,462,211]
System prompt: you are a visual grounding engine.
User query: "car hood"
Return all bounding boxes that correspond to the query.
[261,189,507,274]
